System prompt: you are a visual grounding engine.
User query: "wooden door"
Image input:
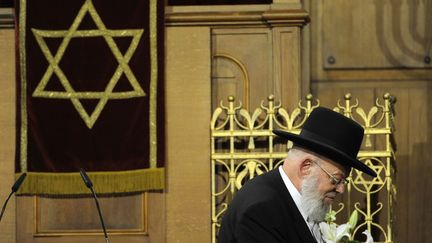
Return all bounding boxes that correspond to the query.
[211,25,306,111]
[16,193,164,243]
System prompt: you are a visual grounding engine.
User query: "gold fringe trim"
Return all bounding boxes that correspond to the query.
[15,168,164,195]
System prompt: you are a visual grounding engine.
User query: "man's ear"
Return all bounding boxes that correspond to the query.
[300,159,313,176]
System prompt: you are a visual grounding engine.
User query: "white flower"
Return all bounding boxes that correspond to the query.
[319,222,351,243]
[362,230,373,243]
[320,210,374,243]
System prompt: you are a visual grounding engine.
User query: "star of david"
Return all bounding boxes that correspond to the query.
[31,0,145,129]
[353,160,385,191]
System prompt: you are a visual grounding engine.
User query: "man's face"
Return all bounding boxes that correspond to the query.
[314,159,348,205]
[300,158,349,222]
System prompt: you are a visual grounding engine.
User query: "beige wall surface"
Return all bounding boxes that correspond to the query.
[165,26,211,243]
[0,28,17,243]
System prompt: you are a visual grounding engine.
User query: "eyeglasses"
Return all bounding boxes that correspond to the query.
[312,160,349,186]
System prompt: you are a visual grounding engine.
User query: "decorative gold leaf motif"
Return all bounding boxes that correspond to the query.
[356,107,378,147]
[235,161,264,189]
[277,107,301,130]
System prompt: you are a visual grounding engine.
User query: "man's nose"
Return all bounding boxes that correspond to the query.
[335,183,345,194]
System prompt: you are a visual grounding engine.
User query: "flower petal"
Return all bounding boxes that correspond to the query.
[319,222,337,241]
[348,210,359,228]
[362,230,374,243]
[335,223,351,241]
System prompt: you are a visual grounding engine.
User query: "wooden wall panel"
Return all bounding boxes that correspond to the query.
[36,196,145,232]
[17,193,163,243]
[309,0,432,82]
[387,84,432,243]
[273,27,303,110]
[322,0,432,69]
[0,28,16,243]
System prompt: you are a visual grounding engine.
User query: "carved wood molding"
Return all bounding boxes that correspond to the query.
[166,9,309,27]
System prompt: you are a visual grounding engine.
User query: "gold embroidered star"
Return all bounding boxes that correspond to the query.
[32,0,145,128]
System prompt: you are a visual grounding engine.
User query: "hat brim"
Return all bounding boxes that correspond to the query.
[273,130,377,177]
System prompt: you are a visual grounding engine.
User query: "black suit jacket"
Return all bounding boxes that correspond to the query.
[218,167,317,243]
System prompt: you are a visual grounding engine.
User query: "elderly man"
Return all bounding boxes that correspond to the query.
[218,107,376,243]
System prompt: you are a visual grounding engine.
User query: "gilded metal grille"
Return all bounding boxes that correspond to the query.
[211,93,396,243]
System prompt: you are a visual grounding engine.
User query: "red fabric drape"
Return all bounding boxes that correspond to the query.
[15,0,164,195]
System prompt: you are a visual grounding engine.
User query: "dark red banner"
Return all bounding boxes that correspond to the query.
[16,0,164,195]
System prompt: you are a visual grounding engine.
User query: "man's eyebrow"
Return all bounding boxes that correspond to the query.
[331,171,346,178]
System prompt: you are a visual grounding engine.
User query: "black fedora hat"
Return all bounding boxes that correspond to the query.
[273,107,377,177]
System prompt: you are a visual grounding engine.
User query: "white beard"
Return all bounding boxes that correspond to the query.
[299,172,329,222]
